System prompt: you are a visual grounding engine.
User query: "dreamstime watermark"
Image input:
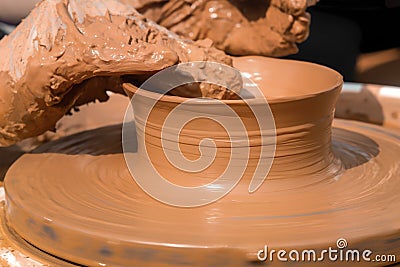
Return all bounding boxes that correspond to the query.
[257,238,397,263]
[122,61,276,207]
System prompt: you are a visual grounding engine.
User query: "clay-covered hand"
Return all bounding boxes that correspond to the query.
[0,0,232,146]
[138,0,315,57]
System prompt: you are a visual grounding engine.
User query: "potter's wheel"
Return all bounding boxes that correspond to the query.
[2,57,400,266]
[2,122,400,266]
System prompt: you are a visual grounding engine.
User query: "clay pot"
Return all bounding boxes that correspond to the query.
[122,56,343,189]
[8,57,400,267]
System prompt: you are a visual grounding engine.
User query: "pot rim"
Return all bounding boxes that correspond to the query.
[123,57,343,105]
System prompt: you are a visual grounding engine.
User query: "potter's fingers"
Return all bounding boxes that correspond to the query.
[163,0,245,50]
[223,25,298,57]
[264,6,310,43]
[289,12,311,43]
[266,6,310,43]
[157,0,195,28]
[270,0,308,17]
[265,5,294,38]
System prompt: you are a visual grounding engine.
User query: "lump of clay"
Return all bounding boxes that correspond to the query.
[137,0,315,57]
[0,0,236,146]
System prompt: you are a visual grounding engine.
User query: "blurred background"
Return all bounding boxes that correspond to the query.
[286,0,400,86]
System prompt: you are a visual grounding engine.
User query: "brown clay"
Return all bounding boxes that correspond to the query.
[4,57,400,266]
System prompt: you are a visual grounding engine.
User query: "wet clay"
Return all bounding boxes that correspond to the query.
[137,0,314,57]
[0,0,237,146]
[4,57,400,266]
